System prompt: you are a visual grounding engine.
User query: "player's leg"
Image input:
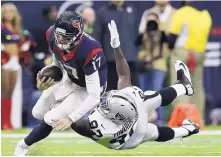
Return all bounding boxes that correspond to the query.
[14,72,89,156]
[170,48,189,106]
[23,88,57,143]
[44,88,88,125]
[25,89,88,146]
[30,73,74,120]
[142,119,199,143]
[15,88,88,152]
[32,86,56,120]
[142,60,194,114]
[14,87,57,156]
[143,84,187,115]
[48,83,106,137]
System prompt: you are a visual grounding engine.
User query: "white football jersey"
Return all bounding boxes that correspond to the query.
[88,86,148,149]
[119,86,145,105]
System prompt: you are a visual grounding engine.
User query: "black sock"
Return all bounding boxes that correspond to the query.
[155,126,175,142]
[24,120,52,146]
[158,87,177,106]
[144,92,159,101]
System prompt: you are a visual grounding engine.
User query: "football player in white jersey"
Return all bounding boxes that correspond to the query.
[70,20,200,150]
[13,20,200,155]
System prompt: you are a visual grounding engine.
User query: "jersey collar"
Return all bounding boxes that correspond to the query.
[56,39,83,61]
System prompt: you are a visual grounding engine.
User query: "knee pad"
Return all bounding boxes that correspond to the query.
[44,112,53,126]
[32,106,45,120]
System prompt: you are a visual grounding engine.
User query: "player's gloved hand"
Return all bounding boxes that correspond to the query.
[108,20,120,48]
[36,72,54,91]
[52,117,72,131]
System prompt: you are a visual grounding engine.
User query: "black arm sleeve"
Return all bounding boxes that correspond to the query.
[71,118,93,138]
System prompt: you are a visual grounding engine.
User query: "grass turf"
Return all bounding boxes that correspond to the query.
[1,127,221,156]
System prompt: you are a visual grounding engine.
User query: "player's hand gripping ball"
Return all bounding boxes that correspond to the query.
[37,65,63,91]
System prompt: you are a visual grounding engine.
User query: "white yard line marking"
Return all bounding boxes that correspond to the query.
[140,145,212,148]
[4,139,95,144]
[71,151,221,155]
[2,133,81,138]
[197,130,221,135]
[76,151,151,154]
[1,130,221,138]
[204,152,221,154]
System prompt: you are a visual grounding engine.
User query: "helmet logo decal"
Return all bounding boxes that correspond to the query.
[115,112,126,120]
[73,23,80,28]
[72,20,81,30]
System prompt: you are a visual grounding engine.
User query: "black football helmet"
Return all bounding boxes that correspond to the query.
[54,11,84,51]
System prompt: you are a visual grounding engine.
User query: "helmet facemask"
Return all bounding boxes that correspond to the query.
[53,11,84,52]
[54,27,82,51]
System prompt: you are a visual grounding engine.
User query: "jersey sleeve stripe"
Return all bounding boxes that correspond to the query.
[144,92,159,101]
[83,48,102,67]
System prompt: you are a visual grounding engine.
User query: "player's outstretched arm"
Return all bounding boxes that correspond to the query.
[114,47,132,90]
[108,20,132,90]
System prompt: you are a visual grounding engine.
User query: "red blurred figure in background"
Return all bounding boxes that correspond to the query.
[1,3,31,129]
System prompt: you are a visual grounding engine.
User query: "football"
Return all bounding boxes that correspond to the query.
[39,65,63,82]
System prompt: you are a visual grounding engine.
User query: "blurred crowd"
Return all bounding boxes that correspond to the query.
[1,0,221,130]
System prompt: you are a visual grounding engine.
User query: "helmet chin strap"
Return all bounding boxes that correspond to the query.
[60,36,81,52]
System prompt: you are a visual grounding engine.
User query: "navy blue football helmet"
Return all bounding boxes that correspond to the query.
[54,11,84,51]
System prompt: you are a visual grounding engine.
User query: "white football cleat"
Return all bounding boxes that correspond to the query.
[14,139,28,156]
[174,60,194,96]
[181,119,200,138]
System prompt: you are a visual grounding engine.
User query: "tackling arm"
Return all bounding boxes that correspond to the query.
[68,71,100,123]
[114,47,132,90]
[108,20,132,90]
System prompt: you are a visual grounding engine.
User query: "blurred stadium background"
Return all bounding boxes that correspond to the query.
[1,0,221,156]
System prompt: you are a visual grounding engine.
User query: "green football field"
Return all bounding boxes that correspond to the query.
[1,126,221,156]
